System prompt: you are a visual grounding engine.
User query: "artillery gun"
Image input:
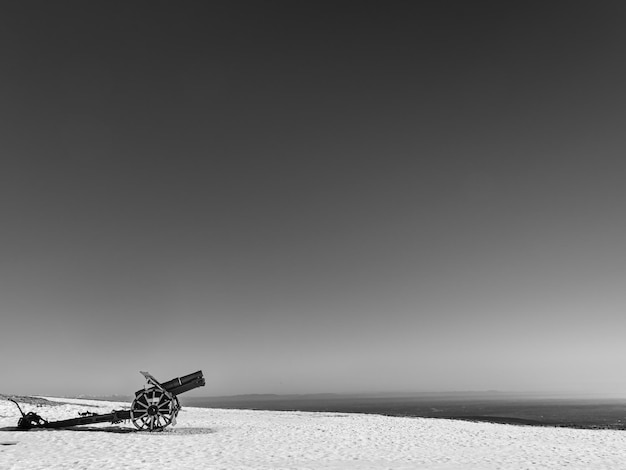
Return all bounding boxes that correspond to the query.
[10,370,205,431]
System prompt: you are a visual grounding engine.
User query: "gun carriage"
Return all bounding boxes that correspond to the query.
[10,370,205,432]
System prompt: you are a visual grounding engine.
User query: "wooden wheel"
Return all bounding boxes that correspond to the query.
[130,388,180,431]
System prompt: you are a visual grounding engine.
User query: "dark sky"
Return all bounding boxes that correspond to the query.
[2,2,626,396]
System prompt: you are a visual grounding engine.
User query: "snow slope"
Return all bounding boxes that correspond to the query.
[1,396,625,469]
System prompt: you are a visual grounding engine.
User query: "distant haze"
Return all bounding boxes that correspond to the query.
[2,2,626,398]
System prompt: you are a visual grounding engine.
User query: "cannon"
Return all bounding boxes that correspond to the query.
[10,370,205,431]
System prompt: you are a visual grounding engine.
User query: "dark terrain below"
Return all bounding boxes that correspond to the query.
[179,393,626,430]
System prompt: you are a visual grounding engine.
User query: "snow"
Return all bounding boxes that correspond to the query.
[2,396,626,469]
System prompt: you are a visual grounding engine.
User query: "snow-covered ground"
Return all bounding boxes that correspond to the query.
[2,396,626,469]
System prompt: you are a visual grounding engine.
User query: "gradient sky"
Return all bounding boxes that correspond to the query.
[2,2,626,397]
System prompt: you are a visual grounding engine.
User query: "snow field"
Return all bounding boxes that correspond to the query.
[1,397,626,469]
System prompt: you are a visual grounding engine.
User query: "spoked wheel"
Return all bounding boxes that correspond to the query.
[130,388,180,431]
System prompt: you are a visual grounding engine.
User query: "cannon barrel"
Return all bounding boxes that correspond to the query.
[159,370,205,396]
